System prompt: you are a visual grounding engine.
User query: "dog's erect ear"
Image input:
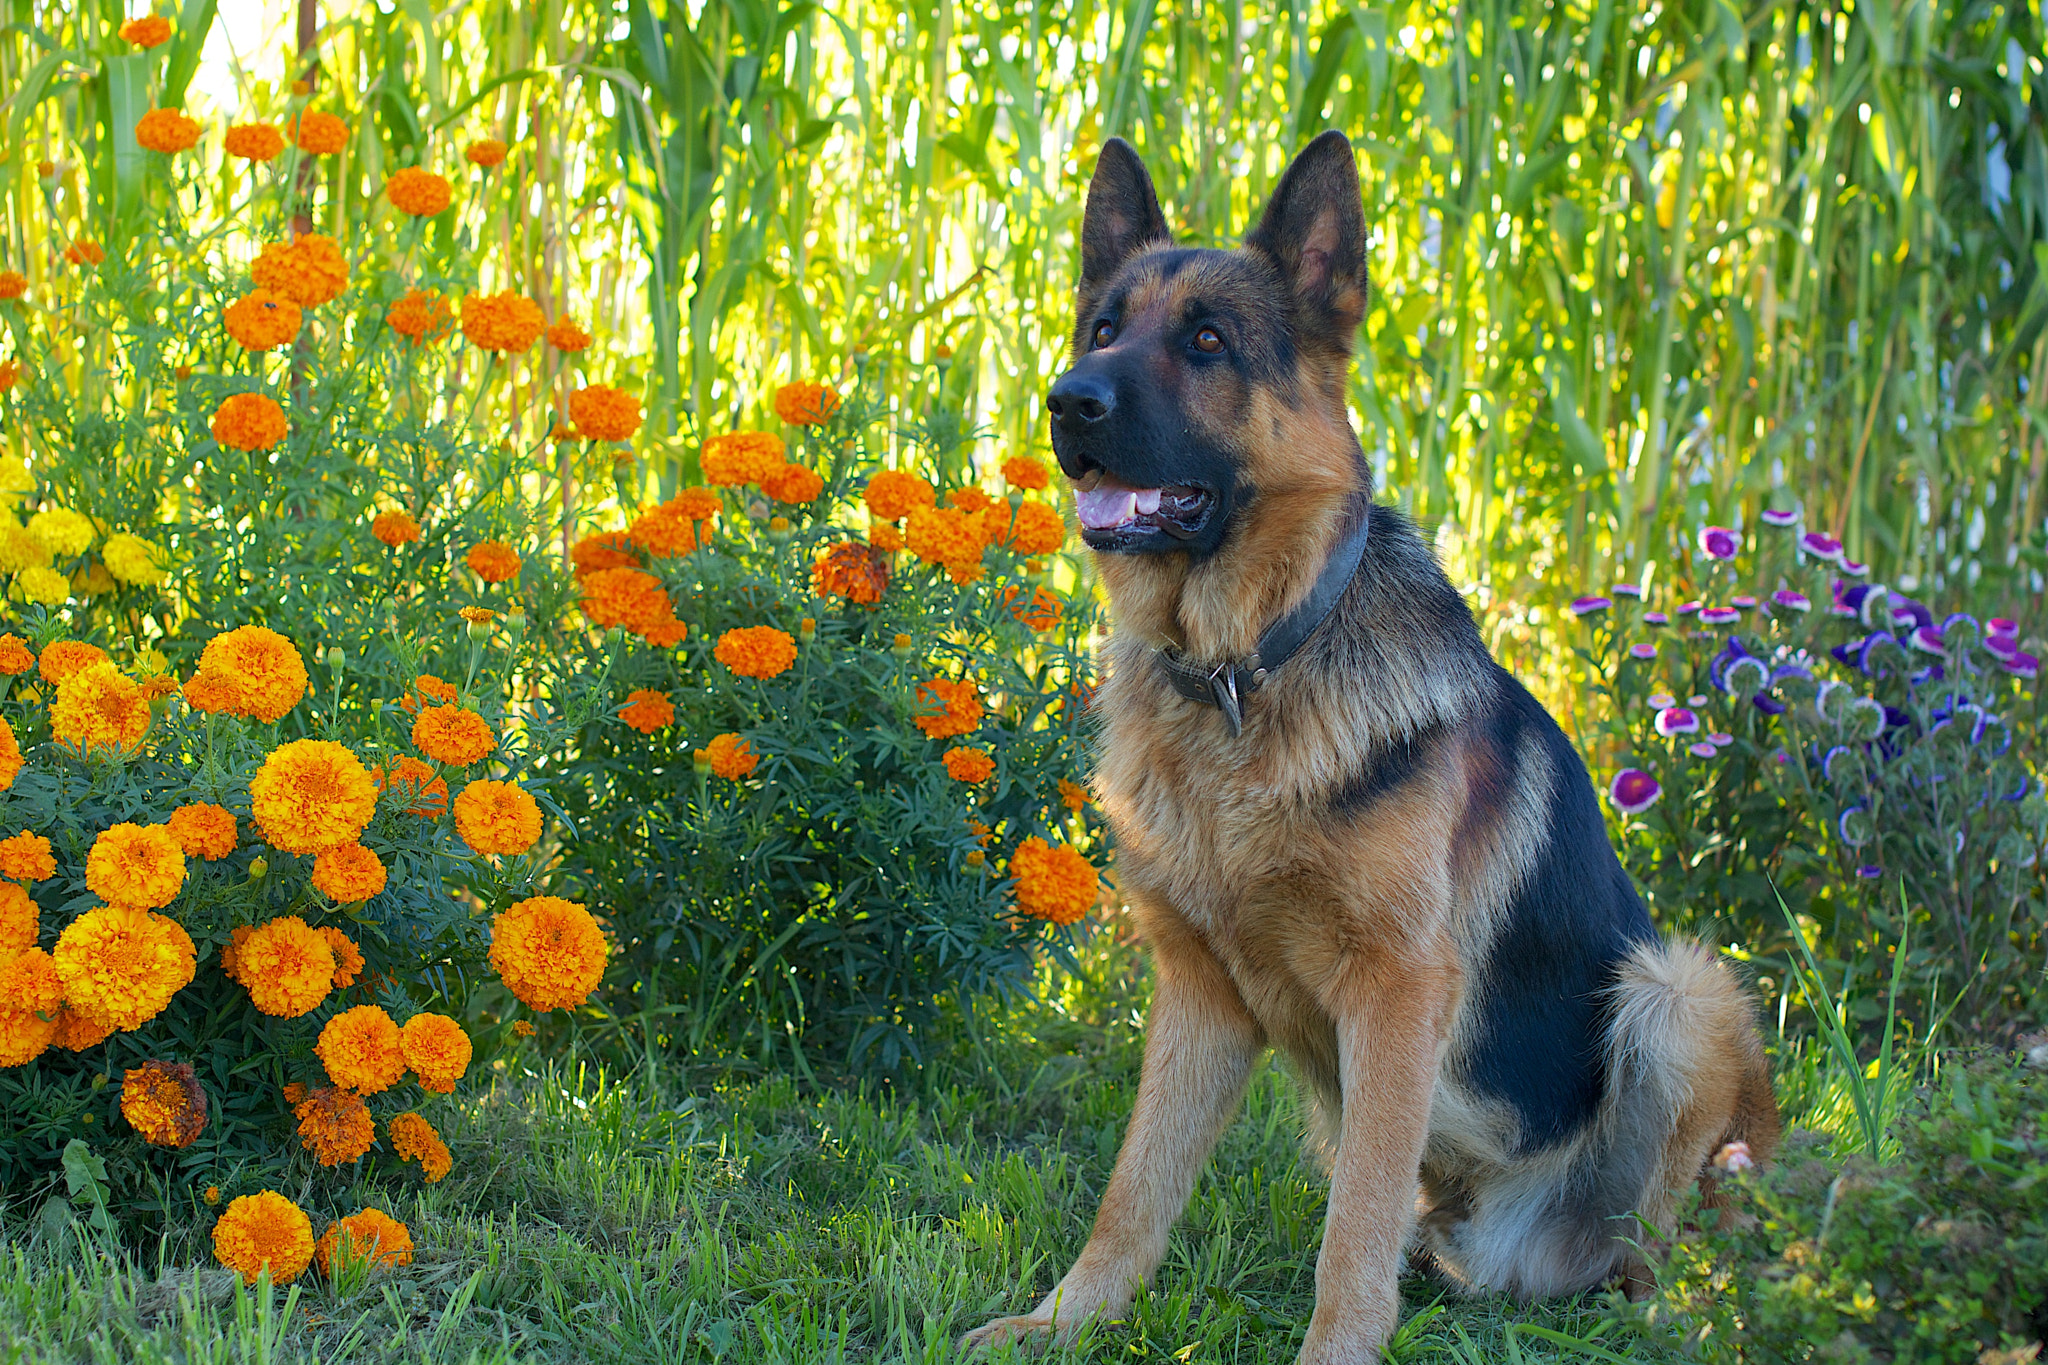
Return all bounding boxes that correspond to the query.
[1080,138,1170,294]
[1244,130,1369,346]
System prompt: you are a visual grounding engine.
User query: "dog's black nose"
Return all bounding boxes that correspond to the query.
[1046,371,1114,432]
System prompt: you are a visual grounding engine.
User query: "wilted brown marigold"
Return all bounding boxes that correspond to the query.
[460,291,545,353]
[250,234,348,307]
[224,123,285,161]
[412,705,496,766]
[119,14,173,46]
[385,166,451,216]
[811,542,889,605]
[546,317,590,351]
[699,432,785,486]
[121,1060,207,1147]
[773,381,841,426]
[0,830,54,882]
[568,384,641,442]
[466,540,521,583]
[386,289,453,346]
[371,509,422,546]
[316,1208,414,1277]
[465,138,508,167]
[311,843,387,903]
[452,779,541,856]
[135,109,202,154]
[210,393,288,451]
[618,689,674,734]
[913,678,982,739]
[295,1085,375,1165]
[289,111,348,155]
[223,289,301,351]
[698,732,758,779]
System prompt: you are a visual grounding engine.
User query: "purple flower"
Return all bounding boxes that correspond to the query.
[1856,864,1884,879]
[1688,741,1719,758]
[2003,650,2039,679]
[1799,531,1844,562]
[1709,732,1734,748]
[1832,581,1890,627]
[1644,611,1670,627]
[1774,750,1791,763]
[1698,526,1740,560]
[1986,634,2019,662]
[1613,583,1642,598]
[1987,617,2018,636]
[1910,663,1946,687]
[1858,632,1901,677]
[1732,595,1758,610]
[1760,508,1801,528]
[1772,589,1811,613]
[1840,560,1869,578]
[1655,706,1701,736]
[1629,643,1658,660]
[1609,769,1662,815]
[1689,694,1709,705]
[1908,625,1947,656]
[1701,606,1741,626]
[1677,601,1703,616]
[1647,692,1677,709]
[1838,803,1873,847]
[1571,595,1613,617]
[1889,598,1933,631]
[1821,745,1854,780]
[1754,694,1787,714]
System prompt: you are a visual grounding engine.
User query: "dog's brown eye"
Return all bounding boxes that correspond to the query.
[1193,326,1224,354]
[1092,320,1116,349]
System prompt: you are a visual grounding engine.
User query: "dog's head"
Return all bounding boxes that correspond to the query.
[1050,131,1370,558]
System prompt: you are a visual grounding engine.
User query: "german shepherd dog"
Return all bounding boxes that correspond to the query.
[963,132,1780,1363]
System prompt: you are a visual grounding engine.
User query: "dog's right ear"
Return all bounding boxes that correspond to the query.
[1079,138,1169,298]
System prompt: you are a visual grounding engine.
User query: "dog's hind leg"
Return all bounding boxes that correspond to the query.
[960,904,1264,1353]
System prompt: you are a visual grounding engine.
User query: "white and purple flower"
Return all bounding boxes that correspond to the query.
[1837,803,1874,848]
[1629,643,1658,660]
[1701,606,1741,626]
[1772,589,1811,613]
[1799,531,1844,562]
[2003,650,2039,679]
[1644,611,1670,627]
[1839,560,1869,578]
[1647,692,1677,709]
[1732,595,1758,610]
[1688,741,1719,758]
[1613,583,1642,598]
[1907,625,1947,656]
[1655,706,1701,736]
[1609,768,1663,815]
[1698,525,1740,560]
[1709,732,1734,748]
[1677,601,1703,616]
[1760,508,1801,528]
[1571,595,1613,617]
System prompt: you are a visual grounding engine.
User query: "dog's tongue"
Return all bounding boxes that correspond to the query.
[1076,479,1162,530]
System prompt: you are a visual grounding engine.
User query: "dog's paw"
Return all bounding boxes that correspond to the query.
[958,1314,1055,1355]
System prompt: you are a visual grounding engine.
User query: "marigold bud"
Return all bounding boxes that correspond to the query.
[768,515,792,542]
[247,856,268,881]
[965,850,985,868]
[799,617,817,643]
[174,365,193,381]
[691,748,713,775]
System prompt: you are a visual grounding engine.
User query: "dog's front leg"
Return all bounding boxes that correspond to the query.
[962,915,1263,1352]
[1298,951,1454,1365]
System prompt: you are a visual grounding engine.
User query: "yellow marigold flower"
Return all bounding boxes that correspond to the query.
[913,678,982,739]
[989,500,1067,556]
[52,661,151,757]
[465,139,508,168]
[134,108,201,154]
[224,123,285,161]
[698,733,758,779]
[250,234,348,307]
[214,1191,315,1285]
[100,532,167,586]
[8,565,63,608]
[458,606,497,629]
[185,624,308,724]
[699,431,785,486]
[120,1059,207,1147]
[412,705,496,766]
[320,926,363,988]
[1009,837,1099,926]
[385,166,451,216]
[223,289,301,351]
[166,804,236,860]
[119,14,173,46]
[0,881,36,955]
[282,1082,305,1106]
[943,747,995,783]
[1002,456,1051,491]
[811,542,889,605]
[618,689,674,734]
[39,640,105,683]
[490,896,607,1012]
[400,1013,471,1093]
[452,780,541,856]
[311,843,387,903]
[1058,778,1089,812]
[288,111,349,155]
[316,1208,414,1278]
[906,506,988,584]
[761,463,824,504]
[85,822,185,909]
[389,1111,452,1182]
[53,1006,114,1052]
[251,740,376,854]
[460,291,545,353]
[863,470,936,521]
[546,317,591,351]
[210,392,288,452]
[773,381,841,426]
[0,522,48,576]
[0,716,20,791]
[714,626,797,680]
[0,831,54,883]
[0,948,60,1066]
[371,510,422,547]
[26,508,93,558]
[466,540,521,583]
[238,915,335,1017]
[567,384,641,442]
[372,756,450,817]
[203,1185,221,1205]
[53,905,196,1031]
[65,240,105,267]
[316,1005,406,1094]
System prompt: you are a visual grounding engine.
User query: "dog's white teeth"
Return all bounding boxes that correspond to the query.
[1134,487,1162,515]
[1076,487,1140,529]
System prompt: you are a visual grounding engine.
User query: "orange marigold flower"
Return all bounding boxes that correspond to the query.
[618,689,674,734]
[119,14,173,46]
[250,234,348,307]
[316,1208,414,1278]
[460,290,545,353]
[948,486,996,513]
[371,509,422,546]
[913,678,983,739]
[311,843,387,903]
[282,1082,306,1106]
[578,566,676,636]
[864,470,936,521]
[238,915,336,1017]
[571,531,638,576]
[210,392,289,452]
[223,289,301,351]
[0,948,60,1066]
[0,358,18,391]
[316,1005,406,1094]
[39,640,107,684]
[811,542,890,606]
[1009,837,1099,926]
[224,123,285,161]
[466,540,521,583]
[943,747,995,783]
[1058,778,1089,812]
[0,831,54,883]
[385,166,451,216]
[0,717,20,792]
[120,1059,207,1147]
[452,779,542,856]
[465,138,508,167]
[185,624,308,724]
[372,756,450,816]
[50,661,151,756]
[214,1191,314,1285]
[389,1111,452,1182]
[0,881,36,955]
[870,523,905,552]
[490,895,607,1012]
[295,1085,375,1166]
[700,431,786,486]
[761,463,824,504]
[628,501,712,557]
[400,674,461,713]
[0,271,24,300]
[773,381,841,426]
[714,626,797,680]
[412,705,496,766]
[1002,456,1051,490]
[52,1005,114,1051]
[85,822,185,909]
[906,506,989,584]
[251,739,377,854]
[166,804,236,860]
[318,927,362,989]
[219,924,253,983]
[698,733,758,779]
[1005,584,1065,632]
[568,384,641,442]
[399,1013,471,1093]
[53,905,196,1031]
[386,289,453,346]
[458,606,497,627]
[511,1019,536,1038]
[135,108,201,154]
[671,487,722,521]
[989,500,1067,556]
[66,239,105,267]
[546,317,591,351]
[289,111,348,155]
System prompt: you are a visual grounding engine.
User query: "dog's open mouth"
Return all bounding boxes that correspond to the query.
[1073,474,1214,548]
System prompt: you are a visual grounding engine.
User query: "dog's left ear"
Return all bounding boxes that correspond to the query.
[1244,130,1369,347]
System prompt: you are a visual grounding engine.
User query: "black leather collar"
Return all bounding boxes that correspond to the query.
[1156,496,1372,737]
